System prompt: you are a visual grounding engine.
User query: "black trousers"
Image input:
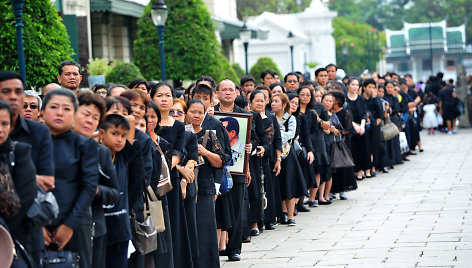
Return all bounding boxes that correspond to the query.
[92,235,106,268]
[226,181,246,255]
[106,241,128,268]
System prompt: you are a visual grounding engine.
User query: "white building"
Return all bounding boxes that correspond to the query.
[385,20,472,81]
[239,0,337,78]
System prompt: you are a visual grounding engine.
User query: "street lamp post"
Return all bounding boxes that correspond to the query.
[239,23,251,75]
[151,0,168,81]
[287,31,295,72]
[11,0,26,82]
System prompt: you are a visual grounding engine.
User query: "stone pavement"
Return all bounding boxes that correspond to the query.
[220,129,472,267]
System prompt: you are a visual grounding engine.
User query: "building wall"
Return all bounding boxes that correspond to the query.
[91,13,137,63]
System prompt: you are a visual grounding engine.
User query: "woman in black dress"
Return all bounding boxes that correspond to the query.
[249,89,282,230]
[346,78,372,180]
[170,98,199,266]
[289,92,315,211]
[383,81,403,167]
[151,82,194,268]
[307,87,332,205]
[330,91,357,198]
[271,93,307,226]
[186,99,225,268]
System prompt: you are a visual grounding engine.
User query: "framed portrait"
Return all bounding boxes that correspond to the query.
[214,111,252,176]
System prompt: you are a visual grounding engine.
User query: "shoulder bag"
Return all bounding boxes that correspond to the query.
[330,136,355,169]
[146,185,165,233]
[153,142,172,199]
[130,187,158,255]
[193,131,210,201]
[381,117,400,141]
[280,117,292,159]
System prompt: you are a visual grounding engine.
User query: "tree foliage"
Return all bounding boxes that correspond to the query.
[237,0,311,19]
[133,0,238,83]
[106,62,143,85]
[332,17,386,75]
[232,63,245,80]
[249,57,282,81]
[0,0,74,89]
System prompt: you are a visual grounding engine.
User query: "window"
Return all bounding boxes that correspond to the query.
[447,59,455,67]
[399,62,409,72]
[422,59,432,70]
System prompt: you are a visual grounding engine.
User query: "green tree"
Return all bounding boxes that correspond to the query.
[332,17,386,76]
[232,63,245,80]
[106,62,143,85]
[237,0,311,19]
[133,0,238,83]
[249,57,282,81]
[0,0,74,89]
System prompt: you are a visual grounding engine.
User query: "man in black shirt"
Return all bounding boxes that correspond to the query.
[0,71,55,264]
[214,79,254,262]
[438,82,458,134]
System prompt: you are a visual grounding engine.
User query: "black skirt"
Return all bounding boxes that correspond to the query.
[278,147,307,200]
[350,132,372,172]
[196,194,220,268]
[331,167,357,193]
[215,191,234,231]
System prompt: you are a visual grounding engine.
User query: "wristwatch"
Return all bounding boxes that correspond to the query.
[276,157,282,161]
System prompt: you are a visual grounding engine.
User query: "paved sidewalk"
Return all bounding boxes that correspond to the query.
[220,129,472,267]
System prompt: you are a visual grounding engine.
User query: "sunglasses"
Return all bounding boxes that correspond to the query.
[170,110,184,116]
[23,104,39,109]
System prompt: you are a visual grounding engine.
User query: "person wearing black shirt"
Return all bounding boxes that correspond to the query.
[214,79,255,262]
[187,99,225,268]
[153,82,194,267]
[363,79,385,176]
[72,92,120,268]
[42,89,99,268]
[438,84,458,134]
[383,81,403,166]
[0,101,37,264]
[346,78,372,180]
[0,71,55,264]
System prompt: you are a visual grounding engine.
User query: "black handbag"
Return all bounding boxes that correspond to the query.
[330,140,355,169]
[130,188,158,255]
[40,249,79,268]
[26,188,59,227]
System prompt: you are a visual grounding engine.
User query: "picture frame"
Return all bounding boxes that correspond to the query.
[214,111,252,176]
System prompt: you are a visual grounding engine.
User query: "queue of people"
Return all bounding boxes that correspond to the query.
[0,60,456,268]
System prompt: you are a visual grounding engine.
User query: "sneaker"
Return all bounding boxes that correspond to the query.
[287,218,296,226]
[447,131,453,135]
[339,192,347,200]
[452,130,458,134]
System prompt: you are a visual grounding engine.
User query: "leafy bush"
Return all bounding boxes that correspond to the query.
[232,63,246,80]
[249,57,282,81]
[106,62,143,85]
[133,0,238,83]
[0,0,74,89]
[87,58,110,76]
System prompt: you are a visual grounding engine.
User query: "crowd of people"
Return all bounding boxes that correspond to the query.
[0,59,462,268]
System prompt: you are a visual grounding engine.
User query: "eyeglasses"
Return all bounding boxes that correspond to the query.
[23,104,39,109]
[170,110,184,116]
[287,80,298,84]
[96,91,107,95]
